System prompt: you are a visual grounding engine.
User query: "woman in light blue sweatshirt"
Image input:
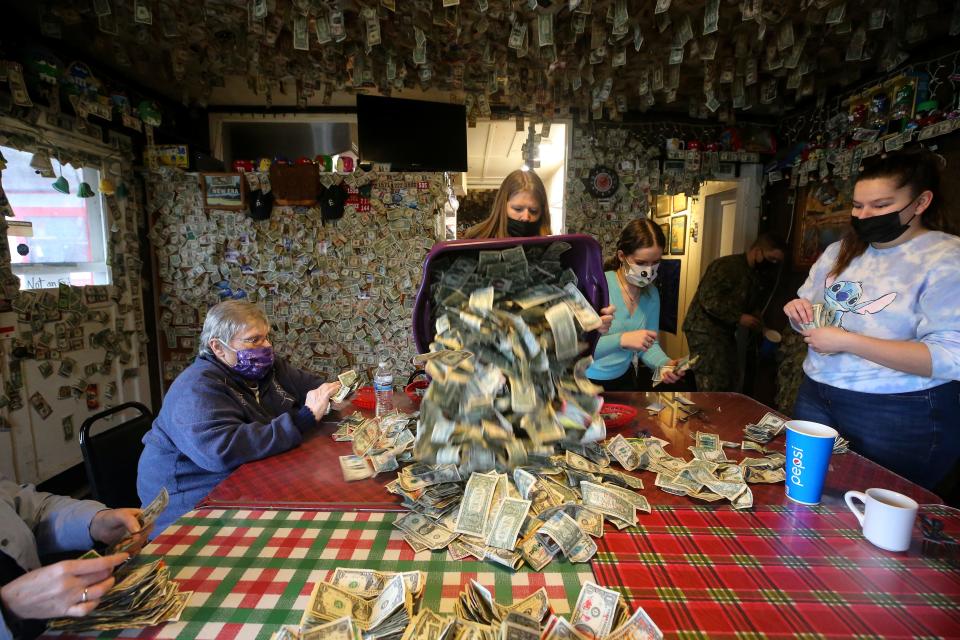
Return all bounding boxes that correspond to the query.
[587,219,685,391]
[784,146,960,490]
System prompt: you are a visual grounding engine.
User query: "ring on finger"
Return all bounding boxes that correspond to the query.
[81,587,88,603]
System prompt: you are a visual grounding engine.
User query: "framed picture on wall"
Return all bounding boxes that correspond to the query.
[672,194,687,213]
[655,194,671,219]
[670,214,687,255]
[792,184,852,269]
[201,173,246,210]
[658,222,671,252]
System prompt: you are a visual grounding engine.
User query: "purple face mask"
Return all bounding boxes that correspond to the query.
[221,341,274,380]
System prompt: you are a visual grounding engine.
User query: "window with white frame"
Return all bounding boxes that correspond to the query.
[2,145,111,290]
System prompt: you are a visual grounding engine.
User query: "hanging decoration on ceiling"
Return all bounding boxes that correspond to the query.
[9,0,952,122]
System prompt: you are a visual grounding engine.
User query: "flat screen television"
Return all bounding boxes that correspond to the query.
[357,94,467,172]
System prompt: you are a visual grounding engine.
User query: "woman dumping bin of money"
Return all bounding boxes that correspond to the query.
[586,219,688,392]
[463,169,616,334]
[783,145,960,491]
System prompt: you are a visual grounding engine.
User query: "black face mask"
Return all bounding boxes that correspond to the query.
[507,218,540,237]
[850,200,918,244]
[756,258,779,273]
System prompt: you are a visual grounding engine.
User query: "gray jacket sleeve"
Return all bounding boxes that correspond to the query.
[0,477,106,563]
[1,477,106,639]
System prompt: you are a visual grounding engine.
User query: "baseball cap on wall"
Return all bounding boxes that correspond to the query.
[320,183,347,223]
[248,189,274,220]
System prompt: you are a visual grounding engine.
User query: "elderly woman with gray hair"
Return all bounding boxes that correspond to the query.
[137,300,340,535]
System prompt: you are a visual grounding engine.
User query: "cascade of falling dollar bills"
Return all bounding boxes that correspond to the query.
[414,241,608,474]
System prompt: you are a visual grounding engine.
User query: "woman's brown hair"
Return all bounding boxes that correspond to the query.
[603,218,667,271]
[463,169,552,239]
[830,145,948,278]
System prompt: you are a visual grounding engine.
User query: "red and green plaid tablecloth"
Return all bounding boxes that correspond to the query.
[593,504,960,639]
[50,509,593,640]
[197,430,404,511]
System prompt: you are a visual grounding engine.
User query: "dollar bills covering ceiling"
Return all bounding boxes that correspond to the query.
[24,0,957,116]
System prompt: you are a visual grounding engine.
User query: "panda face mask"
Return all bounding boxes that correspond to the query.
[624,262,658,287]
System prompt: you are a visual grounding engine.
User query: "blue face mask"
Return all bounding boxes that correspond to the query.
[220,341,274,380]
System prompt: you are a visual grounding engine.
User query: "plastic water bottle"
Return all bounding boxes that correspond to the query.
[373,361,394,416]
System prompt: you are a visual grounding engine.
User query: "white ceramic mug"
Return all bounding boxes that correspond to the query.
[844,488,918,552]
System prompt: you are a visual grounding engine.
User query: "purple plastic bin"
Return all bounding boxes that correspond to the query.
[412,234,609,354]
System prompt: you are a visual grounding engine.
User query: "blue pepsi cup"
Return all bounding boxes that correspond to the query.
[785,420,839,505]
[760,329,782,360]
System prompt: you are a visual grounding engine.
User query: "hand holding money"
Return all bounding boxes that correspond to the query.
[0,552,128,620]
[331,370,359,404]
[90,509,146,548]
[306,382,342,420]
[659,359,686,384]
[783,298,815,328]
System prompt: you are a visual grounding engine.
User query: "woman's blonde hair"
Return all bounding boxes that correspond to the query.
[464,169,551,239]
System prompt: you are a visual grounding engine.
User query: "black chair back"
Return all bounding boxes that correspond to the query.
[79,402,154,508]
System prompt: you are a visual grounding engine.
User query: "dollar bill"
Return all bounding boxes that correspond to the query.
[581,482,636,524]
[402,609,450,640]
[562,284,603,332]
[606,604,663,640]
[543,615,590,640]
[485,497,531,550]
[606,435,641,471]
[571,583,620,640]
[455,472,498,536]
[537,13,554,46]
[703,0,719,34]
[353,419,381,456]
[293,14,309,50]
[333,370,359,403]
[301,617,357,640]
[535,511,596,563]
[330,568,423,599]
[695,432,719,451]
[394,512,459,550]
[301,582,374,629]
[340,455,374,481]
[7,63,33,107]
[48,560,190,632]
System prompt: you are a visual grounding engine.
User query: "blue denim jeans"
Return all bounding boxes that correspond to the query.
[793,375,960,490]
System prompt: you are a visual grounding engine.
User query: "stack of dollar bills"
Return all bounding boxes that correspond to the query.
[46,489,191,634]
[378,447,651,569]
[743,412,787,444]
[271,570,662,640]
[337,411,419,480]
[607,431,791,509]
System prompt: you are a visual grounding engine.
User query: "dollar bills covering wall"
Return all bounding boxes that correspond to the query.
[145,168,447,384]
[0,131,149,457]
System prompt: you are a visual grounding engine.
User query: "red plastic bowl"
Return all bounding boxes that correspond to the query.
[601,403,638,429]
[405,379,429,406]
[352,386,376,410]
